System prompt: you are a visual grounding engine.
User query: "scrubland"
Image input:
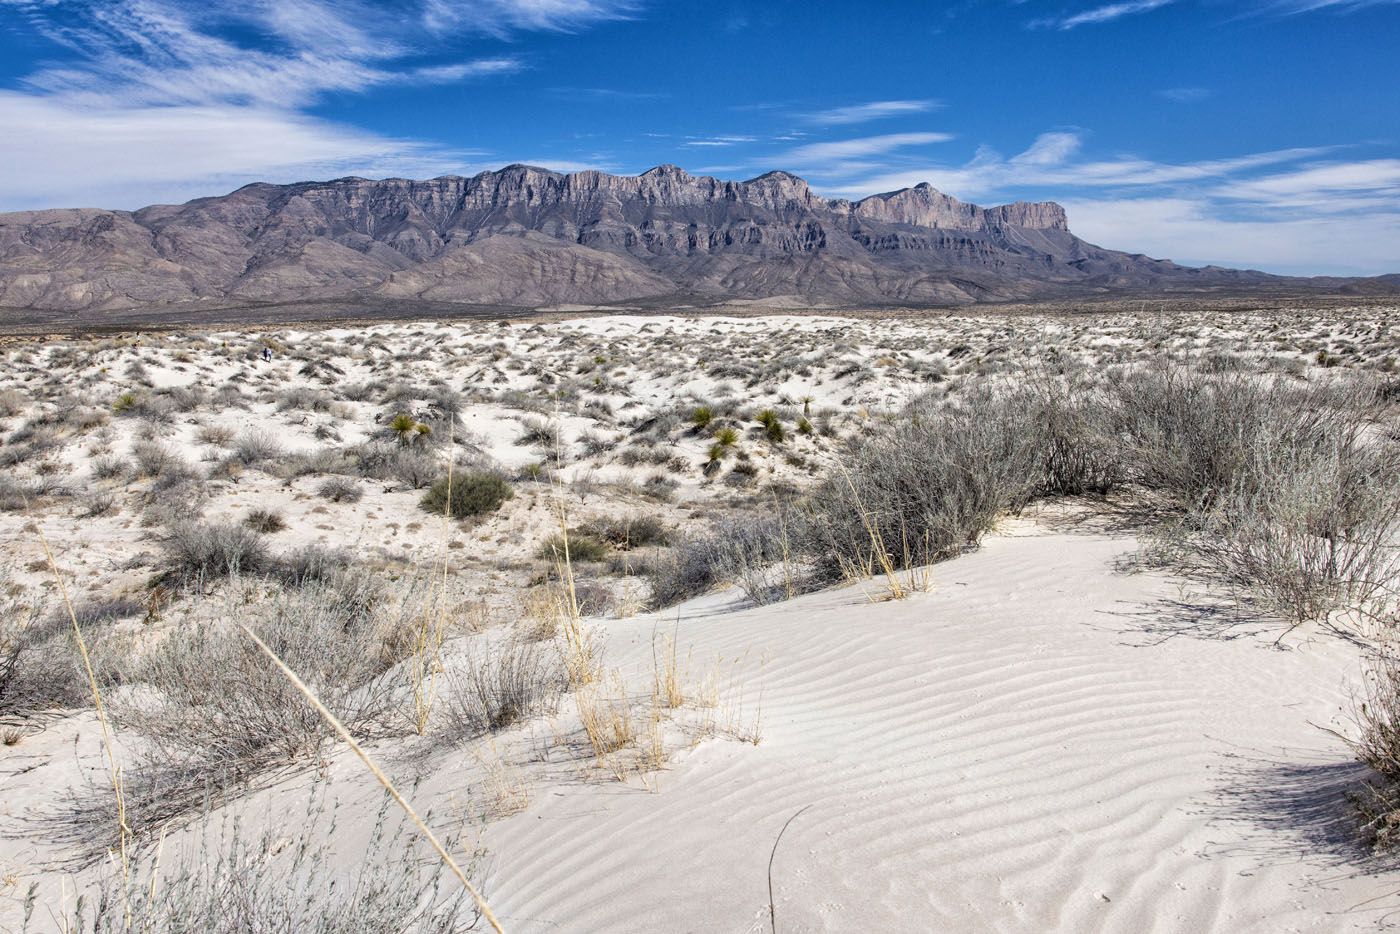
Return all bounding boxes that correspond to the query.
[5,306,1400,931]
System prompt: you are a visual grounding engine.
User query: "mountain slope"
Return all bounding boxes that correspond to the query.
[0,164,1391,313]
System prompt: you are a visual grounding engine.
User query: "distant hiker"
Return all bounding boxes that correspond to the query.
[262,346,272,362]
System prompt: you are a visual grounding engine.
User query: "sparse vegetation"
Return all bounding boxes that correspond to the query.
[420,471,513,519]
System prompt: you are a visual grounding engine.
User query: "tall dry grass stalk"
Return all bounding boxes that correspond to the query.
[546,420,598,688]
[36,523,132,922]
[836,464,911,601]
[239,624,505,934]
[412,423,456,735]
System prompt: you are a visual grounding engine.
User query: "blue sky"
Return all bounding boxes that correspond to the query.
[1,0,1397,275]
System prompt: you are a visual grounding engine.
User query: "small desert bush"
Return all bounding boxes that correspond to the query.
[243,508,287,534]
[1347,650,1400,850]
[129,440,191,482]
[441,637,566,738]
[160,521,270,583]
[420,471,513,519]
[581,514,672,550]
[806,386,1039,579]
[317,475,364,503]
[538,533,609,564]
[646,516,791,608]
[228,429,283,468]
[0,580,136,721]
[105,576,410,836]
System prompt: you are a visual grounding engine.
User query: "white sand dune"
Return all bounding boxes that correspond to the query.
[468,514,1388,933]
[1,508,1393,932]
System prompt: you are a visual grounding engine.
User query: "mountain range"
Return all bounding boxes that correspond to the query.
[1,164,1395,317]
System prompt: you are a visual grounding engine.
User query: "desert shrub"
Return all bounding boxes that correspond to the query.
[274,386,334,413]
[388,449,439,489]
[441,638,566,738]
[1152,408,1400,623]
[317,475,364,503]
[1116,369,1400,622]
[805,387,1038,579]
[517,416,555,447]
[160,521,270,583]
[576,429,612,457]
[645,516,791,609]
[581,514,672,550]
[228,429,282,468]
[0,577,133,721]
[570,579,616,616]
[420,471,512,519]
[0,388,27,417]
[48,595,145,636]
[129,440,190,482]
[538,533,609,564]
[1111,365,1317,509]
[1347,650,1400,850]
[690,405,714,430]
[274,545,351,587]
[1021,373,1121,496]
[77,491,117,518]
[69,788,483,933]
[106,577,410,835]
[90,455,124,480]
[243,508,287,534]
[195,423,234,447]
[701,516,794,605]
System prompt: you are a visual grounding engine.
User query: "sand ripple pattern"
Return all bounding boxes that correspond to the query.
[486,528,1391,933]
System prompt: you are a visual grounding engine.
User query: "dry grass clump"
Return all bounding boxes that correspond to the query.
[539,532,609,564]
[581,514,672,550]
[1,571,108,721]
[441,637,566,738]
[66,790,484,933]
[644,516,794,609]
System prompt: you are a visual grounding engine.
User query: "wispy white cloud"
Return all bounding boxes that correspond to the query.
[683,136,758,147]
[415,58,525,82]
[1063,196,1400,276]
[786,132,954,163]
[1268,0,1400,10]
[812,130,1398,275]
[422,0,638,36]
[1033,0,1174,30]
[0,0,627,209]
[826,132,1336,200]
[800,99,941,125]
[0,91,476,210]
[1158,86,1211,103]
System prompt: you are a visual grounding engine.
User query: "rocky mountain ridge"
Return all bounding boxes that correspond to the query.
[0,164,1392,314]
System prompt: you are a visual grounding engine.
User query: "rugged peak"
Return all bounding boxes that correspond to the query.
[989,200,1069,231]
[640,164,691,180]
[853,184,975,229]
